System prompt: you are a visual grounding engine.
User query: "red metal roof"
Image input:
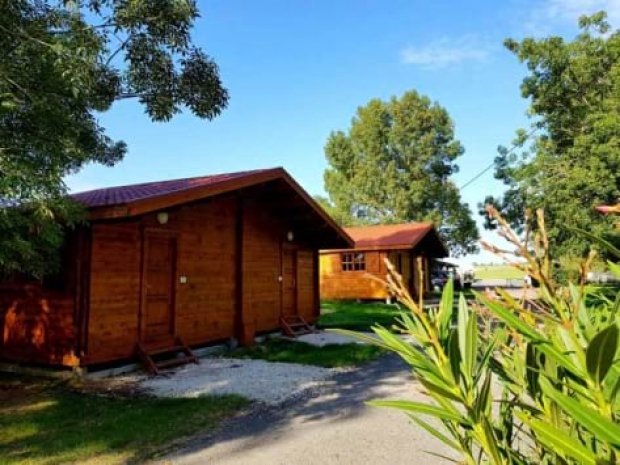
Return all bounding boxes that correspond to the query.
[71,168,273,208]
[344,223,435,249]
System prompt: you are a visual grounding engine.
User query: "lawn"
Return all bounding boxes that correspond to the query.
[318,300,404,331]
[228,338,384,368]
[0,373,248,465]
[474,264,525,280]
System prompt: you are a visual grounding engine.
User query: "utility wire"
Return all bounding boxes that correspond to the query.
[458,126,540,190]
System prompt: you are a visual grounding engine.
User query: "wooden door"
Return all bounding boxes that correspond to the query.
[281,248,297,317]
[141,233,176,342]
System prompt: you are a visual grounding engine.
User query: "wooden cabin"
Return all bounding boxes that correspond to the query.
[0,168,352,370]
[319,223,448,300]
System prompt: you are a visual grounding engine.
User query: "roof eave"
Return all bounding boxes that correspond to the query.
[83,167,354,248]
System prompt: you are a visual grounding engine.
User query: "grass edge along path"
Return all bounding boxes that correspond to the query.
[0,373,249,465]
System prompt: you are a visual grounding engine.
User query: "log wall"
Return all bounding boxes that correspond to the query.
[0,284,78,366]
[85,194,319,365]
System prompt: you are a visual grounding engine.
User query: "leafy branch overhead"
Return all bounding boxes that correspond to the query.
[483,12,620,259]
[0,1,228,277]
[322,90,479,256]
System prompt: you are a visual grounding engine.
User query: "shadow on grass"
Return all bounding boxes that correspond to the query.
[0,373,248,465]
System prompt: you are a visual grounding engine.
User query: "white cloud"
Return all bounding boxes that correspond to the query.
[400,36,493,69]
[530,0,620,30]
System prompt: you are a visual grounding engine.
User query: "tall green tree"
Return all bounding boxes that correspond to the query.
[323,90,479,256]
[1,1,228,278]
[484,12,620,259]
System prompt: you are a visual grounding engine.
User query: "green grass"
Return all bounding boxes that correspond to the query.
[0,373,248,465]
[474,264,526,280]
[228,338,384,368]
[318,300,403,331]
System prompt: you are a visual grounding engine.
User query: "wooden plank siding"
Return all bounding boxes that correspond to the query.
[0,284,79,366]
[1,171,349,368]
[319,251,390,300]
[319,249,430,300]
[82,193,320,365]
[87,221,141,364]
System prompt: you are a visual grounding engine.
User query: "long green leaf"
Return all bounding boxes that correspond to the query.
[474,333,500,386]
[474,371,493,421]
[517,413,598,465]
[368,400,468,424]
[437,279,454,341]
[458,294,474,386]
[448,328,461,385]
[407,414,461,451]
[478,295,544,342]
[465,303,477,379]
[482,296,582,376]
[586,324,619,385]
[540,377,620,447]
[418,376,462,403]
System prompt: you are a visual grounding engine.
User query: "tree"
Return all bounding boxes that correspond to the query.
[323,90,479,256]
[483,12,620,259]
[1,1,228,277]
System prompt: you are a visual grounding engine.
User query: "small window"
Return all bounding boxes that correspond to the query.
[341,252,366,271]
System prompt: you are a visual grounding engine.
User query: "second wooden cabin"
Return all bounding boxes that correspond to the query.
[319,223,448,300]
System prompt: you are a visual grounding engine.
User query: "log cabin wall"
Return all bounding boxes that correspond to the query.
[0,284,78,366]
[86,197,238,365]
[0,229,85,367]
[87,221,141,364]
[319,249,431,300]
[319,251,390,300]
[85,192,319,365]
[240,195,317,343]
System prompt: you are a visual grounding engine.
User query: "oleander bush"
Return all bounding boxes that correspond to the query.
[340,207,620,465]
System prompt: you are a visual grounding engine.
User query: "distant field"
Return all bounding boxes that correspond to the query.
[474,265,525,280]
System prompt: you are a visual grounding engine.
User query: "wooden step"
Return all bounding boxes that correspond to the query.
[280,315,314,338]
[146,344,186,357]
[136,336,199,375]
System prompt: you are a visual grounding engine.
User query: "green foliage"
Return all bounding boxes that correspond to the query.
[323,90,479,256]
[342,210,620,464]
[484,12,619,259]
[228,338,384,368]
[0,1,228,277]
[318,300,404,331]
[0,373,247,465]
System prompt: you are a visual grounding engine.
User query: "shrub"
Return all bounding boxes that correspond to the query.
[339,208,620,465]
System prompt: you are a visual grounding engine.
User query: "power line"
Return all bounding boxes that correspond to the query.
[458,127,540,190]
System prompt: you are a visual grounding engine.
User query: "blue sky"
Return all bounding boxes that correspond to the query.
[66,0,620,267]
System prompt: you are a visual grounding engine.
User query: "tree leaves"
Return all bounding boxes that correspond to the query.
[323,90,479,256]
[0,2,228,276]
[487,13,620,259]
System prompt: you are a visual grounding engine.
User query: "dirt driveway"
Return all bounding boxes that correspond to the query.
[152,354,458,465]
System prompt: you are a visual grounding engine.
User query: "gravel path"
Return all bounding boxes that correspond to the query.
[150,354,458,465]
[140,358,337,405]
